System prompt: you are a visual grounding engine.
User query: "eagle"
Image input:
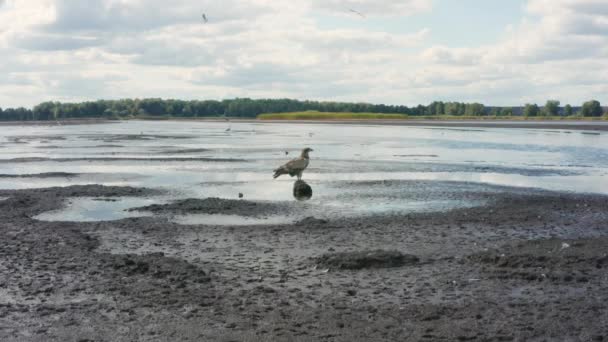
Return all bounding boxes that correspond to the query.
[273,148,313,180]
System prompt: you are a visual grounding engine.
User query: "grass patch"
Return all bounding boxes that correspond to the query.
[258,111,608,121]
[257,111,408,120]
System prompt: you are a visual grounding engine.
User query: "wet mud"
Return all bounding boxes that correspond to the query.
[0,184,607,341]
[0,172,79,178]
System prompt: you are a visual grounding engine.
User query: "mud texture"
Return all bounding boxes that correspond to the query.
[0,184,607,341]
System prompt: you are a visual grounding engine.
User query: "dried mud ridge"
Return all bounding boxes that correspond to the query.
[314,250,420,270]
[0,184,607,341]
[129,197,293,217]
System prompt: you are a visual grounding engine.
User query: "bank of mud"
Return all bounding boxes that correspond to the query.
[0,184,607,341]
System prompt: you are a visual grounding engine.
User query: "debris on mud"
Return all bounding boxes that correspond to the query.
[314,250,419,270]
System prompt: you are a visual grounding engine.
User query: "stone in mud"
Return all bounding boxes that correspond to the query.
[293,180,312,201]
[315,250,419,270]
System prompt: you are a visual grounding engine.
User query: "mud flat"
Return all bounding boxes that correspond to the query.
[0,184,607,341]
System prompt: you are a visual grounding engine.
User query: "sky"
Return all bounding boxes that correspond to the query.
[0,0,607,108]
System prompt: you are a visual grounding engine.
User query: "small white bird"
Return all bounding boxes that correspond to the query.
[273,148,313,180]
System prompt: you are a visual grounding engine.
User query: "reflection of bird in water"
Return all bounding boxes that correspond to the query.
[202,13,208,23]
[349,8,365,18]
[225,118,231,132]
[273,147,313,180]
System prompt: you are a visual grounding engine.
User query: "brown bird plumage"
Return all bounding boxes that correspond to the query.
[273,148,313,180]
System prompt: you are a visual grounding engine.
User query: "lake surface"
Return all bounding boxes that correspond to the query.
[1,121,607,223]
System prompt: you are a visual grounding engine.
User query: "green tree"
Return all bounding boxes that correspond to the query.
[500,107,513,116]
[523,103,540,117]
[465,103,484,116]
[581,100,603,117]
[564,104,573,116]
[488,107,500,116]
[542,100,560,116]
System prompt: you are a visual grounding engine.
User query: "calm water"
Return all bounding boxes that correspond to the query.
[1,121,607,223]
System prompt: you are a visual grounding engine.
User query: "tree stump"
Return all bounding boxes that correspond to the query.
[293,180,313,201]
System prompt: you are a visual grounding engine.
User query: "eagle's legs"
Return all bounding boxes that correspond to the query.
[297,171,303,180]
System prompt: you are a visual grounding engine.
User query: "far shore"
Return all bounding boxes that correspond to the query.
[0,118,117,126]
[1,117,608,131]
[252,119,608,131]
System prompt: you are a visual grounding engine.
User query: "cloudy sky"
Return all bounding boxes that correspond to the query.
[0,0,607,108]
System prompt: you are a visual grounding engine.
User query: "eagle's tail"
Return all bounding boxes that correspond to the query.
[273,167,286,179]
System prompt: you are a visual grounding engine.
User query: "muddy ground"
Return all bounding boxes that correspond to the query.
[0,183,607,341]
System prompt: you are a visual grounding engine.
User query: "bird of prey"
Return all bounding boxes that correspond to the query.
[202,13,208,23]
[273,148,313,180]
[349,9,365,18]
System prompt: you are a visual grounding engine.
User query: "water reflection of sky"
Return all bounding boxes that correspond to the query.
[2,121,608,222]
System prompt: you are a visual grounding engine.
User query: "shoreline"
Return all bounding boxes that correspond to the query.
[2,118,608,131]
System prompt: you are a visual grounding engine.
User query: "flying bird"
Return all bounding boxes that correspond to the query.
[202,13,208,23]
[349,9,365,18]
[273,148,313,180]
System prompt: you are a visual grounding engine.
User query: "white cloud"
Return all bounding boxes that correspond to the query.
[0,0,607,108]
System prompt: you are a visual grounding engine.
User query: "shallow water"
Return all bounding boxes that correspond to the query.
[33,197,161,222]
[2,121,607,223]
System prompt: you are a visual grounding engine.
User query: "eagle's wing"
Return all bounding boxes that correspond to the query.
[284,157,308,170]
[273,157,309,178]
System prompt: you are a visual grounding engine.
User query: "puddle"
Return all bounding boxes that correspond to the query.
[34,197,164,222]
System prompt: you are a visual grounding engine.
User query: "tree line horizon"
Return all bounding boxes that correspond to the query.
[0,98,605,121]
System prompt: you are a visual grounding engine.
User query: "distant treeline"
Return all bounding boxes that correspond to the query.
[0,98,605,121]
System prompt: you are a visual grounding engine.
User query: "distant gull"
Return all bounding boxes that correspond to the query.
[349,9,365,18]
[273,148,313,180]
